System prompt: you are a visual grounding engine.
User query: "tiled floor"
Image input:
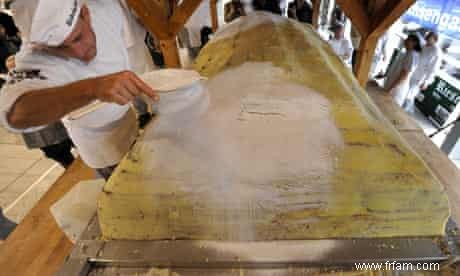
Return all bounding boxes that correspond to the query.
[0,127,64,225]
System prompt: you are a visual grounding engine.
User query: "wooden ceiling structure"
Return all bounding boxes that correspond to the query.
[336,0,416,86]
[126,0,416,87]
[126,0,205,68]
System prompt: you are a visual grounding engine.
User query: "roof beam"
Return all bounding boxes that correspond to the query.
[312,0,321,28]
[370,0,416,37]
[210,0,219,32]
[354,35,379,86]
[126,0,172,39]
[368,0,388,18]
[350,0,416,87]
[335,0,371,37]
[169,0,204,35]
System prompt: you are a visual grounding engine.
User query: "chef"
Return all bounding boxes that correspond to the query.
[407,31,442,111]
[0,0,159,179]
[328,23,353,65]
[383,34,421,107]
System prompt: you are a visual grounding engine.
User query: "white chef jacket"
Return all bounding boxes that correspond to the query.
[0,0,139,169]
[10,0,38,43]
[410,44,442,87]
[119,0,156,74]
[328,37,353,65]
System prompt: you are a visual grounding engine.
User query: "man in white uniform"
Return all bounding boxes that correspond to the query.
[328,23,353,65]
[0,0,159,179]
[408,31,442,110]
[383,34,421,108]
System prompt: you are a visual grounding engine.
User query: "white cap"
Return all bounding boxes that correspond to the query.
[29,0,84,46]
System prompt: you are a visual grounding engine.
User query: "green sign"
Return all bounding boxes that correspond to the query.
[415,76,460,126]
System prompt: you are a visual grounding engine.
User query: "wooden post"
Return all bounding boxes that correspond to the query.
[335,0,370,37]
[170,0,179,10]
[126,0,171,39]
[160,39,181,68]
[354,35,378,85]
[169,0,205,34]
[210,0,219,32]
[312,0,321,29]
[354,0,416,86]
[157,0,180,68]
[336,0,416,87]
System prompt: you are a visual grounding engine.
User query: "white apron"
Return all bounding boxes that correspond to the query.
[384,50,419,107]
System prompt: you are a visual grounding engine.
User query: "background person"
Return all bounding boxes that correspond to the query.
[287,0,313,24]
[225,0,246,23]
[383,34,422,107]
[184,0,213,58]
[407,31,442,111]
[328,23,353,65]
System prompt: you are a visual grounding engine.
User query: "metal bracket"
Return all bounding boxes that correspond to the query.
[57,217,460,275]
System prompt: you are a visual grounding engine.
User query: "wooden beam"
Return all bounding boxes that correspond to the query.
[370,0,416,37]
[368,0,387,17]
[126,0,172,39]
[367,87,460,227]
[352,0,415,87]
[170,0,179,10]
[169,0,204,35]
[335,0,371,37]
[127,0,183,68]
[210,0,219,32]
[312,0,321,29]
[160,39,181,68]
[354,35,378,86]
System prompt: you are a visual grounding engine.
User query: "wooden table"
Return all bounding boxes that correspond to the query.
[1,87,460,276]
[0,159,93,276]
[367,84,460,225]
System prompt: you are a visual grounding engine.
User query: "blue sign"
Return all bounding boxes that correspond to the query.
[402,0,460,40]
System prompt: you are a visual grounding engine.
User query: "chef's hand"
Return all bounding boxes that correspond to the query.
[93,71,159,105]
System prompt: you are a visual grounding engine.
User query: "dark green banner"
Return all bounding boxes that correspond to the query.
[415,76,460,126]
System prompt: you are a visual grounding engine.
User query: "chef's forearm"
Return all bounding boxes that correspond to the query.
[7,78,96,129]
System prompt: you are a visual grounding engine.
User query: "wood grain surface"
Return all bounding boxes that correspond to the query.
[99,13,450,241]
[0,159,93,276]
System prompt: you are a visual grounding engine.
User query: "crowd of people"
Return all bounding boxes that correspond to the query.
[378,31,442,112]
[224,0,314,23]
[320,5,443,114]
